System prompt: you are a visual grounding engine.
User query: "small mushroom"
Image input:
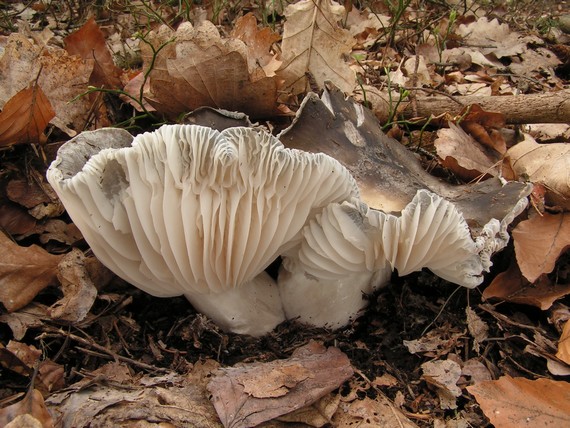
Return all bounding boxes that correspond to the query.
[47,124,359,335]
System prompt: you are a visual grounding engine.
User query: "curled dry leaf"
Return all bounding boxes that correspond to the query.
[506,134,570,210]
[421,359,462,410]
[48,248,98,323]
[139,19,281,119]
[467,376,570,427]
[556,320,570,366]
[434,122,502,181]
[278,0,356,96]
[483,260,570,310]
[0,233,63,312]
[0,84,55,146]
[332,395,418,428]
[513,211,570,282]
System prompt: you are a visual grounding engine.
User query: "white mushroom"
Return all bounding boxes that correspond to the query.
[278,188,525,328]
[47,124,359,335]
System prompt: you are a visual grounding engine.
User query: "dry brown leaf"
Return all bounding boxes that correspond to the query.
[48,249,97,322]
[556,320,570,366]
[0,84,55,146]
[207,341,353,428]
[466,306,489,353]
[0,233,63,312]
[139,21,280,119]
[421,359,462,409]
[483,260,570,310]
[506,134,570,209]
[434,122,501,181]
[47,362,221,427]
[513,212,570,282]
[467,376,570,427]
[278,0,356,96]
[0,203,36,236]
[0,389,54,428]
[0,32,95,136]
[231,13,281,78]
[0,303,48,340]
[64,17,123,89]
[332,395,418,428]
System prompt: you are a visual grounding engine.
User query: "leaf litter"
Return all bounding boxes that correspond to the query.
[1,1,570,427]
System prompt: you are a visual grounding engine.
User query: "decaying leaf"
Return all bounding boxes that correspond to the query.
[278,0,356,96]
[468,376,570,427]
[466,307,489,353]
[0,232,63,312]
[64,17,123,89]
[421,359,462,409]
[0,203,36,236]
[0,32,96,136]
[434,122,501,181]
[513,212,570,283]
[0,389,54,428]
[47,362,221,427]
[0,303,48,340]
[139,19,280,119]
[556,320,570,366]
[483,260,570,310]
[48,249,98,323]
[506,134,570,210]
[207,341,353,428]
[0,84,55,146]
[332,395,418,428]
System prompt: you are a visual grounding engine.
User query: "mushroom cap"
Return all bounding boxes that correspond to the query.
[47,124,359,298]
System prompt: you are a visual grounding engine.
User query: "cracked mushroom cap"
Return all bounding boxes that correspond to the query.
[47,124,359,335]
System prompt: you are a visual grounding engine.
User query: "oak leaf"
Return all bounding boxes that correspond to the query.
[278,0,356,96]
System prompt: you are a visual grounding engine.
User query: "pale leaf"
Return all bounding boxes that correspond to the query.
[468,376,570,427]
[506,134,570,209]
[0,232,63,312]
[556,320,570,366]
[278,0,356,96]
[0,84,55,146]
[513,212,570,282]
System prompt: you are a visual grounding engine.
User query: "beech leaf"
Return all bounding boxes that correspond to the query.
[513,212,570,282]
[0,84,55,146]
[278,0,356,96]
[468,376,570,427]
[506,134,570,209]
[0,232,63,312]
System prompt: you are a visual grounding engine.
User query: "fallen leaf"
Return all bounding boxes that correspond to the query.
[47,362,220,427]
[556,320,570,366]
[0,203,36,236]
[64,17,123,89]
[139,21,280,119]
[207,341,353,428]
[403,325,464,358]
[513,212,570,282]
[0,32,96,136]
[332,395,418,427]
[0,84,55,146]
[468,376,570,427]
[48,248,98,322]
[0,303,48,340]
[0,232,63,312]
[434,122,501,181]
[421,359,462,409]
[483,260,570,310]
[278,0,356,96]
[466,307,489,353]
[506,134,570,210]
[0,389,54,428]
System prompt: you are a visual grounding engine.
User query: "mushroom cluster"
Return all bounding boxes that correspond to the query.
[47,92,531,336]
